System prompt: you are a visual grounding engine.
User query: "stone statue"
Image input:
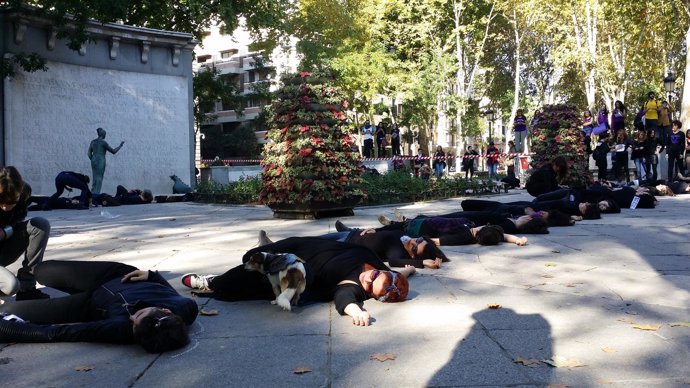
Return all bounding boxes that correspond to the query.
[88,127,124,194]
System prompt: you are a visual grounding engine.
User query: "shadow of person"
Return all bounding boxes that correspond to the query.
[427,307,555,386]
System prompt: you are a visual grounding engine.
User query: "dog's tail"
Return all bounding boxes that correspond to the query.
[276,289,296,311]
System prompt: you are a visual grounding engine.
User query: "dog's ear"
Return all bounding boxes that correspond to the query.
[249,252,266,264]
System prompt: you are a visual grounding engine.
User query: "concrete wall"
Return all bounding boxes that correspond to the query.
[1,10,196,195]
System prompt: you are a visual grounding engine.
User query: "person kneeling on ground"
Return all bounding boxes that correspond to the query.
[181,236,413,327]
[0,260,198,352]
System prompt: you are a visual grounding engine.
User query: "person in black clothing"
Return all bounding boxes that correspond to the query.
[643,130,663,183]
[0,260,198,353]
[0,167,50,300]
[49,171,91,208]
[593,133,612,181]
[181,237,413,327]
[534,187,620,213]
[460,198,600,224]
[666,120,686,181]
[463,146,479,179]
[115,185,153,205]
[612,129,632,182]
[525,156,568,197]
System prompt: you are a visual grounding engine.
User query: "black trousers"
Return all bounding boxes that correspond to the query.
[207,264,274,302]
[668,150,684,180]
[0,260,135,324]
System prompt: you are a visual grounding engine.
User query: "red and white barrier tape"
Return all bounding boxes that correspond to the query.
[199,152,534,165]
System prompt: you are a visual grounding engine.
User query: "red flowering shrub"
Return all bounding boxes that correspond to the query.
[260,71,363,205]
[530,104,593,187]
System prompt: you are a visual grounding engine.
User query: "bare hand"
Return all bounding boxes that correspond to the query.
[351,310,371,326]
[121,270,149,283]
[515,237,528,246]
[423,258,442,269]
[360,228,376,235]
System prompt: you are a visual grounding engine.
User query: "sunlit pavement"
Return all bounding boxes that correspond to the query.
[2,190,689,387]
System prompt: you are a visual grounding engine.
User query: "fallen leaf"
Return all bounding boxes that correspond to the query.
[542,274,555,278]
[199,308,219,316]
[631,324,661,331]
[601,346,616,353]
[551,250,561,253]
[293,367,312,374]
[545,262,558,267]
[0,357,12,365]
[669,322,690,328]
[596,379,612,385]
[513,357,542,368]
[169,218,176,221]
[617,318,636,324]
[75,365,95,372]
[625,311,639,316]
[487,304,501,309]
[370,353,396,362]
[542,356,586,368]
[156,235,164,238]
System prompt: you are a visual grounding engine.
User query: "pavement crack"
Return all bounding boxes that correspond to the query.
[129,353,162,387]
[326,304,333,388]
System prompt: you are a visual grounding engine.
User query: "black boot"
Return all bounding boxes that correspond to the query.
[335,220,351,232]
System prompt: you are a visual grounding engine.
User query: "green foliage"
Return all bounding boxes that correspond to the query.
[200,124,259,159]
[193,67,243,130]
[195,176,262,204]
[0,52,48,78]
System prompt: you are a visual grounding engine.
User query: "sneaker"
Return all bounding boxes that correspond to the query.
[15,289,50,301]
[378,215,392,226]
[335,220,351,232]
[394,209,405,222]
[181,273,214,291]
[258,230,273,246]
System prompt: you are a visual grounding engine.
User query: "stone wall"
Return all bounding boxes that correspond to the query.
[1,10,196,195]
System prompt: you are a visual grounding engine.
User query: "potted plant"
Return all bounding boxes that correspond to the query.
[260,71,364,219]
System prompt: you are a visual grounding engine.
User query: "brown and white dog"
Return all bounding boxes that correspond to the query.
[244,252,306,311]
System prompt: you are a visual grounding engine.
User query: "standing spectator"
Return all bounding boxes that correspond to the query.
[375,123,387,158]
[361,121,374,157]
[597,102,610,134]
[685,129,690,173]
[486,141,499,181]
[0,166,50,300]
[612,129,632,183]
[666,120,686,181]
[643,92,661,140]
[593,133,612,181]
[658,101,674,146]
[582,110,595,154]
[631,131,647,181]
[432,146,446,178]
[530,109,541,131]
[391,125,401,156]
[611,100,626,133]
[463,146,478,179]
[644,130,663,183]
[513,109,528,153]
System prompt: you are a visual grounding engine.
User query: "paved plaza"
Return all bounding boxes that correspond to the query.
[1,190,690,387]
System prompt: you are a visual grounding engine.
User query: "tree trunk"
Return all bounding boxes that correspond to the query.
[681,26,690,127]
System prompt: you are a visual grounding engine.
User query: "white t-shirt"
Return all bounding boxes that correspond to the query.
[361,125,374,140]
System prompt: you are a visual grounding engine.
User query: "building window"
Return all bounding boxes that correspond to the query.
[247,71,256,83]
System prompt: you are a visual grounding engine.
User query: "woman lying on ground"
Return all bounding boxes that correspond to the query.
[586,181,657,208]
[181,236,413,327]
[335,218,528,247]
[533,188,621,213]
[460,199,601,224]
[259,226,448,270]
[379,210,549,235]
[0,260,198,353]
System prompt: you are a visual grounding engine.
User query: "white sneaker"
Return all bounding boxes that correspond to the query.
[181,273,215,291]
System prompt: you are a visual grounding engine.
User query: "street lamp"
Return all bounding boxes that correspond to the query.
[484,108,495,143]
[664,70,676,117]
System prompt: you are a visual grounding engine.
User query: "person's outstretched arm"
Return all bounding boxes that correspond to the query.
[343,303,370,326]
[504,234,528,246]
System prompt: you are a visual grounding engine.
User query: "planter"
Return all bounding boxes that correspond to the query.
[268,196,361,220]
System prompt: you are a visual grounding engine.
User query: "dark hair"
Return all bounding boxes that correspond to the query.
[581,203,601,219]
[519,217,549,234]
[0,166,25,204]
[672,120,683,129]
[552,157,568,181]
[418,237,449,262]
[601,199,620,213]
[476,225,504,245]
[133,310,189,353]
[636,193,657,208]
[142,190,153,203]
[546,209,574,226]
